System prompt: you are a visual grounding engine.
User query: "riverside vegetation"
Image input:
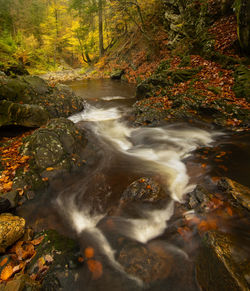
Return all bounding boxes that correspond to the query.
[0,0,249,290]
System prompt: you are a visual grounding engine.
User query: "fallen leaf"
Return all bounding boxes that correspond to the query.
[85,247,94,259]
[31,236,44,246]
[87,260,103,279]
[46,167,54,171]
[0,265,13,281]
[0,258,8,267]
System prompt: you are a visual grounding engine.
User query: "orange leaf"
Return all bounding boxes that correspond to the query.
[87,260,103,279]
[78,256,84,263]
[0,258,8,267]
[42,177,49,182]
[85,247,94,259]
[31,235,44,246]
[46,167,54,171]
[198,219,217,232]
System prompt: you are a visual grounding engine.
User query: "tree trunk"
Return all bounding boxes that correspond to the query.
[98,0,104,57]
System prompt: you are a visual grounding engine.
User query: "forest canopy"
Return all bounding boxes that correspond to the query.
[0,0,159,73]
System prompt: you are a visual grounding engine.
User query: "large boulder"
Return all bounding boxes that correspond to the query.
[0,214,25,252]
[11,118,87,200]
[0,75,84,128]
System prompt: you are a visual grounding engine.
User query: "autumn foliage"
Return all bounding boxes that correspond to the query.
[0,132,32,194]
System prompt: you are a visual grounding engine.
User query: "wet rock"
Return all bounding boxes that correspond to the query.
[218,177,250,211]
[187,185,212,212]
[12,118,87,198]
[196,231,250,291]
[0,214,25,252]
[3,274,41,291]
[110,69,124,80]
[121,177,167,203]
[27,230,81,291]
[0,100,49,128]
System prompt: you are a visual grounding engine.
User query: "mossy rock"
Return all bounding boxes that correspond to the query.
[0,75,84,126]
[235,0,250,54]
[27,230,82,291]
[167,67,201,83]
[110,69,124,80]
[233,65,250,101]
[0,100,49,128]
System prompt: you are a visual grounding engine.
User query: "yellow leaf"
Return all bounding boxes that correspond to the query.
[1,265,13,281]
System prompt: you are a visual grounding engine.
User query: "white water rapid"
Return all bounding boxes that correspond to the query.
[61,100,221,281]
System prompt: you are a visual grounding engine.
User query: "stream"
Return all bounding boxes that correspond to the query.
[17,79,250,290]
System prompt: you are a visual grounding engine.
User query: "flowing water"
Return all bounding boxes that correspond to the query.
[17,79,250,290]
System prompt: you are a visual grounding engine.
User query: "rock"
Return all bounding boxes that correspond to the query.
[26,230,81,291]
[136,75,168,99]
[110,69,125,80]
[187,185,212,212]
[235,0,250,54]
[0,75,84,128]
[121,177,167,203]
[0,100,49,128]
[3,274,40,291]
[21,118,86,171]
[218,177,250,211]
[233,65,250,101]
[0,214,25,252]
[11,118,87,199]
[196,230,250,291]
[117,241,172,284]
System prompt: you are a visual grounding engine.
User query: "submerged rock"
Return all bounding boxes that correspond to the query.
[117,241,172,284]
[0,214,25,252]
